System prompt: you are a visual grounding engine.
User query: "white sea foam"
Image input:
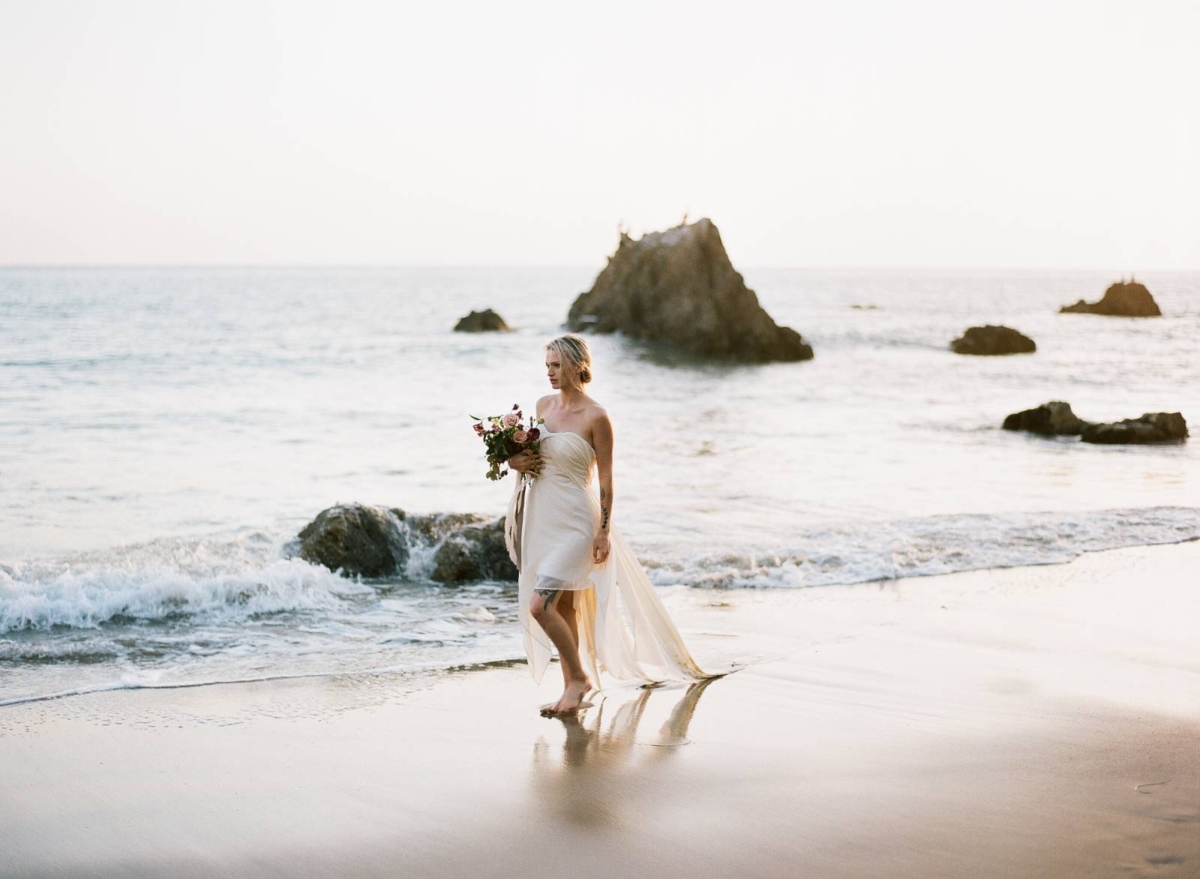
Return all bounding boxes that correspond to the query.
[645,507,1200,589]
[0,555,371,634]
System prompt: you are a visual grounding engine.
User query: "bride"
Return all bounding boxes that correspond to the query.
[505,334,713,716]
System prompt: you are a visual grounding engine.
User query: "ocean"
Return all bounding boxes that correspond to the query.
[2,265,1197,705]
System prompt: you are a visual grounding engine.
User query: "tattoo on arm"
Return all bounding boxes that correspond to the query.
[535,588,558,612]
[600,488,610,530]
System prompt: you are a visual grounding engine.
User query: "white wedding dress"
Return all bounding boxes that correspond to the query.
[505,427,712,686]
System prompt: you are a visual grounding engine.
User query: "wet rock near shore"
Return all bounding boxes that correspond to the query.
[429,518,517,583]
[454,309,511,332]
[951,325,1036,356]
[1003,403,1188,444]
[296,503,410,577]
[1059,281,1162,317]
[567,218,813,363]
[294,504,518,583]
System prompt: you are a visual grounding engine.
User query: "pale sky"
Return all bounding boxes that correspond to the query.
[1,0,1197,268]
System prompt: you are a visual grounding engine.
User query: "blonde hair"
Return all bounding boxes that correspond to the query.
[546,334,593,386]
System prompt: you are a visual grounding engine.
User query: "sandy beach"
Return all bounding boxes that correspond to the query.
[2,540,1198,879]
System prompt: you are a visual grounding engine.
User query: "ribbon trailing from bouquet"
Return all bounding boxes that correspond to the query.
[504,474,528,570]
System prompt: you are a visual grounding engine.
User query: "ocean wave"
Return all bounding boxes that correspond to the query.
[0,552,371,634]
[2,507,1197,638]
[644,506,1200,589]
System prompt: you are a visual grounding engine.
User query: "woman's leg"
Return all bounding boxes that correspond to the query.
[556,589,579,651]
[529,577,591,714]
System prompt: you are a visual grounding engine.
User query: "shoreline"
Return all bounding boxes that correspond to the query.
[5,531,1199,711]
[2,540,1198,878]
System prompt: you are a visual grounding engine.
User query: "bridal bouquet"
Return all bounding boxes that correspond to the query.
[470,404,543,481]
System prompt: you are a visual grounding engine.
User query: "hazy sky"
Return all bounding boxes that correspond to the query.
[2,0,1197,268]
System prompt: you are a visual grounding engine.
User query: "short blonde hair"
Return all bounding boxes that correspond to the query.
[546,334,593,385]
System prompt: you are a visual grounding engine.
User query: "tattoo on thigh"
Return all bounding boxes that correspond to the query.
[536,588,559,611]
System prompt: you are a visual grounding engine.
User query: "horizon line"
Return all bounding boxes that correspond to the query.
[2,263,1198,273]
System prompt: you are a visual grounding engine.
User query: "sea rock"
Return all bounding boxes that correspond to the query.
[296,503,409,577]
[454,309,511,332]
[951,325,1036,356]
[405,512,489,544]
[1002,403,1188,444]
[430,518,517,583]
[1002,401,1087,436]
[1081,412,1188,445]
[567,219,813,363]
[295,506,520,583]
[1059,281,1162,317]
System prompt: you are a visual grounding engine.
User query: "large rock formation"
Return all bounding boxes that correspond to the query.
[951,325,1036,356]
[454,309,511,332]
[1081,412,1188,444]
[294,504,518,582]
[1003,403,1188,444]
[567,219,813,363]
[1002,401,1086,436]
[1060,281,1161,317]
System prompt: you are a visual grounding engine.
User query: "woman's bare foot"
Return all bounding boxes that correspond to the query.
[540,677,593,716]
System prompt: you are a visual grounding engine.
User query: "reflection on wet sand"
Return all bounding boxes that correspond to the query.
[530,678,719,827]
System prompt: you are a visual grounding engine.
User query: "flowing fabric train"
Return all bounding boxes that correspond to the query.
[505,430,713,686]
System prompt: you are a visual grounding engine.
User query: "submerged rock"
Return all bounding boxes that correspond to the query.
[1002,401,1086,436]
[567,219,813,363]
[951,325,1036,356]
[1059,281,1162,317]
[296,503,409,577]
[1081,412,1188,444]
[1003,403,1188,444]
[454,309,511,332]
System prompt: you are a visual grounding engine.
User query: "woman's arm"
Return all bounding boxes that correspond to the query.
[592,411,614,563]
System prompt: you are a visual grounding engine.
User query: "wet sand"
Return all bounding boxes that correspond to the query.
[2,541,1198,878]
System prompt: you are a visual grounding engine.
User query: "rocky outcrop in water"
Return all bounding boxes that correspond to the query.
[429,518,516,583]
[567,219,813,363]
[454,309,511,332]
[1059,281,1161,317]
[294,504,518,583]
[951,325,1036,356]
[1002,401,1087,435]
[1080,412,1188,444]
[297,503,410,577]
[1003,403,1187,444]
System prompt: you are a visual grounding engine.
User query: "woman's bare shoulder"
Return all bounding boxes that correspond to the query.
[534,394,555,417]
[586,401,612,432]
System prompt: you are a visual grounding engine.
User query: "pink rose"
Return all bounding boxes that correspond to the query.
[513,429,529,444]
[503,412,520,428]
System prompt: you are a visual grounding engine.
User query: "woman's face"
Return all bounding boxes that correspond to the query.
[545,349,574,390]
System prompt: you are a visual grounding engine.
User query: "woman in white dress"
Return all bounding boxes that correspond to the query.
[506,334,712,716]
